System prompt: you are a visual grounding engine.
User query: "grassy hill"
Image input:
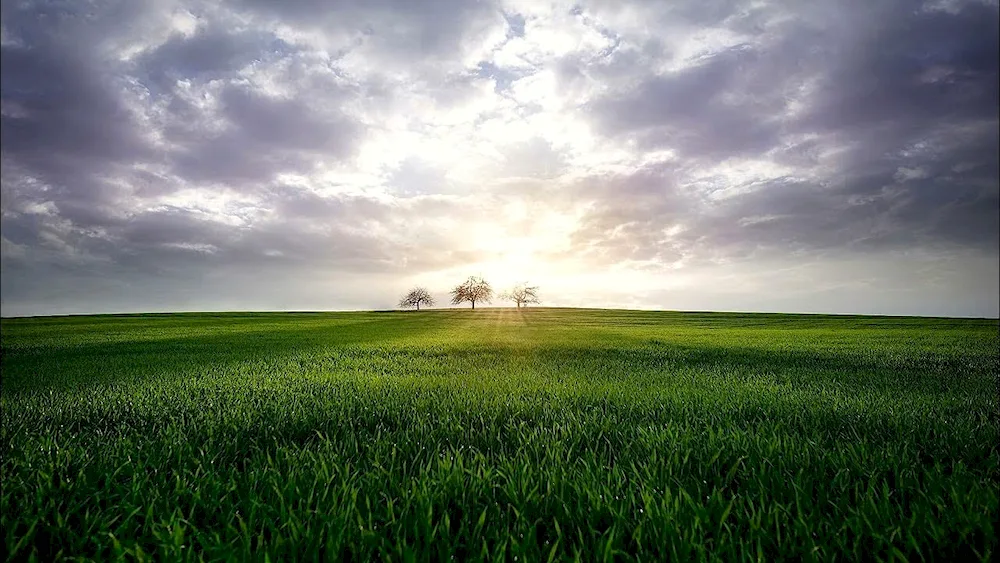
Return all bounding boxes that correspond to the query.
[2,308,997,561]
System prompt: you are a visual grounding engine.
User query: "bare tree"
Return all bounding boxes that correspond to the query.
[500,283,540,308]
[450,276,493,309]
[398,287,435,311]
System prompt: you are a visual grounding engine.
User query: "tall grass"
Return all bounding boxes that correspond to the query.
[2,309,997,561]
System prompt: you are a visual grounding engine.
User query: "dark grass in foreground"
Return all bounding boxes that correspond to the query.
[1,308,997,561]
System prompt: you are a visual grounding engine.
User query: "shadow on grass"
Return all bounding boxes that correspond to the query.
[0,314,452,395]
[524,341,999,396]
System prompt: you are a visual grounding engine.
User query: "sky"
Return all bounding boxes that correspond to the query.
[1,0,997,318]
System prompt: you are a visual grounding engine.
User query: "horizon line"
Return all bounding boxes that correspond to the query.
[2,305,996,321]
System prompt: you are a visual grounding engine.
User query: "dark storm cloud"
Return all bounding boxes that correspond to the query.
[573,0,998,264]
[167,82,361,184]
[797,1,998,133]
[0,45,147,164]
[235,0,502,64]
[0,39,154,227]
[0,0,174,249]
[587,44,785,159]
[134,25,294,91]
[0,0,372,292]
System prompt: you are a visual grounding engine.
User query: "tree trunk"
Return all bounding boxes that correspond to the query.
[471,300,475,309]
[416,302,420,311]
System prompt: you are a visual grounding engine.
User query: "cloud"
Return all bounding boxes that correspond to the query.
[571,0,998,262]
[1,0,997,317]
[166,80,362,184]
[586,45,785,160]
[237,0,507,75]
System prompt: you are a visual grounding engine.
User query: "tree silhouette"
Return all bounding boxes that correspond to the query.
[500,283,539,308]
[399,287,435,311]
[450,276,493,309]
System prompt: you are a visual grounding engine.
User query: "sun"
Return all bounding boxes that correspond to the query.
[428,200,584,301]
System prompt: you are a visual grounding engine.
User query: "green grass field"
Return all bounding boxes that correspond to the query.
[1,308,997,561]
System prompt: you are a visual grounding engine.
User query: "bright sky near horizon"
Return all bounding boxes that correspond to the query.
[1,0,998,317]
